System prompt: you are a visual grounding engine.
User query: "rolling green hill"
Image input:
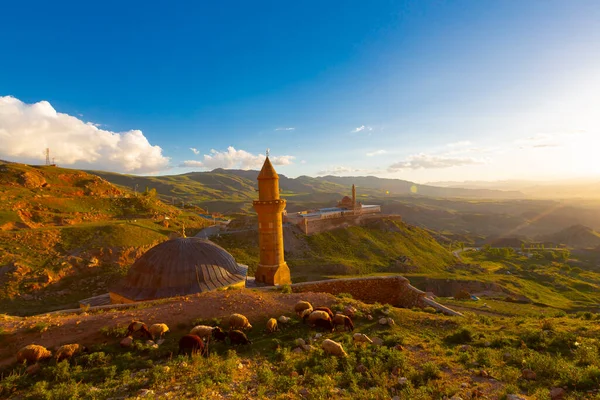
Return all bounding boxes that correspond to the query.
[213,218,456,282]
[0,161,212,315]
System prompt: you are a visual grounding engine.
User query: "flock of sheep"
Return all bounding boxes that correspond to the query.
[15,299,392,368]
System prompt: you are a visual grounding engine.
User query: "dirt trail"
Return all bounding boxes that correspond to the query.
[0,289,335,368]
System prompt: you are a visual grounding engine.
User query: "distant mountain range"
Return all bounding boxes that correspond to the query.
[88,168,525,208]
[428,179,600,199]
[540,224,600,249]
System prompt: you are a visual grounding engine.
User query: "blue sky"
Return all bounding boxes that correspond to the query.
[1,1,599,182]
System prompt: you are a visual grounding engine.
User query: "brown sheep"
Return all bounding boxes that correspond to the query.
[314,318,335,333]
[55,344,88,362]
[126,321,153,339]
[313,307,334,319]
[178,335,206,356]
[16,345,52,365]
[333,314,354,331]
[229,330,252,346]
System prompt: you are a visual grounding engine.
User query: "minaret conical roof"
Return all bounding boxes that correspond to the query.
[257,157,279,180]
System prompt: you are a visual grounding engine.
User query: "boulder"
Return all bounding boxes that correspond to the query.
[521,369,536,380]
[120,336,133,348]
[550,387,566,400]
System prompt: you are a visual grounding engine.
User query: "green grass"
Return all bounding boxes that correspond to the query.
[3,301,600,399]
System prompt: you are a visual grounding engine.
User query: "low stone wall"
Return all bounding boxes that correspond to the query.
[291,275,426,309]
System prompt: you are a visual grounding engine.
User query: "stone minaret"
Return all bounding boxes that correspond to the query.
[252,156,291,285]
[352,184,356,208]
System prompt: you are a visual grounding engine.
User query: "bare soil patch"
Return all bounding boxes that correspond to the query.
[0,289,335,368]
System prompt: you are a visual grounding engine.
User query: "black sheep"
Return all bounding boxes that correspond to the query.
[314,318,335,333]
[313,307,335,320]
[229,330,252,346]
[178,334,207,356]
[212,327,227,342]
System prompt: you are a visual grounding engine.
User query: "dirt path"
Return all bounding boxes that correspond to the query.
[0,289,336,368]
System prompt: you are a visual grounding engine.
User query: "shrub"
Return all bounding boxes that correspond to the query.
[444,328,474,345]
[99,325,127,338]
[454,290,471,300]
[279,284,292,294]
[423,306,437,314]
[540,318,555,331]
[336,292,353,299]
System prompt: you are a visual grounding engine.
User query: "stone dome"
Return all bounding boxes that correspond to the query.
[110,237,247,302]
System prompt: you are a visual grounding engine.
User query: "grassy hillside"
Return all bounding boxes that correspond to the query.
[2,290,600,399]
[0,162,212,315]
[540,224,600,248]
[213,218,456,282]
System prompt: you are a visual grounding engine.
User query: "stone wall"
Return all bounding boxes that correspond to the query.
[291,275,426,308]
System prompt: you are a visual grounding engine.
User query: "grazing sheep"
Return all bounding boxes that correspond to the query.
[353,333,373,344]
[314,318,335,332]
[55,344,88,362]
[333,314,354,331]
[300,308,313,322]
[16,345,52,365]
[190,325,214,340]
[294,301,313,315]
[229,330,252,346]
[212,327,228,342]
[313,307,334,319]
[126,321,152,339]
[344,306,357,318]
[229,313,252,331]
[305,310,332,324]
[178,335,206,356]
[321,339,347,357]
[266,318,278,333]
[149,323,170,340]
[278,315,291,324]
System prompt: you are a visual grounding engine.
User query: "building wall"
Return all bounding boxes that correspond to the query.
[291,275,426,308]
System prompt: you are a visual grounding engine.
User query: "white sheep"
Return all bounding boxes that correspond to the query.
[294,301,313,315]
[190,325,214,339]
[321,339,347,357]
[16,345,52,364]
[305,310,331,324]
[229,313,252,330]
[149,323,169,340]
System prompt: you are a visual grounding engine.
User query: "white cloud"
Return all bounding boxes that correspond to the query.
[275,127,295,131]
[0,96,169,173]
[180,146,295,170]
[300,160,307,164]
[351,125,373,133]
[317,166,383,176]
[366,149,387,157]
[388,153,484,171]
[446,140,472,148]
[515,133,569,149]
[190,147,200,155]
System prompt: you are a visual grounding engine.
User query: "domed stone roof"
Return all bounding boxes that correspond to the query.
[110,237,247,302]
